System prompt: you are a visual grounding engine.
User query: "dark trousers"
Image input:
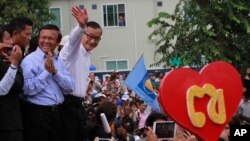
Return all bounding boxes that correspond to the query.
[61,95,88,141]
[22,101,62,141]
[0,130,22,141]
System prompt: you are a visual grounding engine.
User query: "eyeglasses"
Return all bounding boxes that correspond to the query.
[84,32,101,43]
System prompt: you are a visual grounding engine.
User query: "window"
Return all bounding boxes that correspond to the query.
[92,4,97,10]
[106,60,128,70]
[45,7,62,29]
[157,1,163,7]
[103,4,126,27]
[79,5,84,9]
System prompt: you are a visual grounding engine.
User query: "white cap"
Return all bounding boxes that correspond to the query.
[95,76,100,81]
[134,135,140,141]
[95,93,107,99]
[121,94,129,101]
[60,35,69,45]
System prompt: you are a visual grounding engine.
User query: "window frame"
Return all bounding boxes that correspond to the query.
[102,3,126,28]
[48,7,63,30]
[105,59,129,71]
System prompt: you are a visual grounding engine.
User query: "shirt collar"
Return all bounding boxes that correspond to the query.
[81,45,91,56]
[36,47,58,60]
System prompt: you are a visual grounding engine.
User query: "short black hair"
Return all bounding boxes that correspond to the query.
[7,16,33,36]
[86,21,101,29]
[95,101,117,125]
[145,112,169,127]
[38,24,62,43]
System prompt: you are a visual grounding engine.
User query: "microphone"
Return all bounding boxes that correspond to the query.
[100,113,111,133]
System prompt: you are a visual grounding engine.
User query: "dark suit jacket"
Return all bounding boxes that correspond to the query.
[0,56,23,130]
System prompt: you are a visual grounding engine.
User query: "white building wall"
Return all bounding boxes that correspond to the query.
[50,0,179,71]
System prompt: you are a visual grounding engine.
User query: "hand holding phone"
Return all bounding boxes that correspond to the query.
[6,47,13,56]
[146,127,157,141]
[152,121,177,140]
[0,43,12,56]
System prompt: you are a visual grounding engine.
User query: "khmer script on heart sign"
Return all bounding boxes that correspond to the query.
[159,61,243,141]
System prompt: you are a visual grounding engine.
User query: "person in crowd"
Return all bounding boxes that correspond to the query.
[245,68,250,80]
[219,115,241,141]
[115,105,135,141]
[218,124,230,141]
[154,71,164,83]
[148,72,155,82]
[88,101,117,141]
[121,94,130,107]
[129,101,138,120]
[0,25,23,141]
[89,72,102,93]
[86,93,107,129]
[86,80,98,103]
[145,112,197,141]
[238,90,250,124]
[118,15,126,26]
[107,71,121,95]
[102,75,110,87]
[243,68,250,92]
[20,24,75,141]
[118,73,128,95]
[59,5,102,141]
[7,16,33,55]
[133,102,149,130]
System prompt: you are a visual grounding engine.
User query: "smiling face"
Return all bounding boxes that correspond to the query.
[82,27,102,52]
[38,29,60,54]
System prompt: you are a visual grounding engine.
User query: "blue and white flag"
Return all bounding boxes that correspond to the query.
[125,56,161,112]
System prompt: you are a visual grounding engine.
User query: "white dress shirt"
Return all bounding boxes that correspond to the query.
[59,25,90,98]
[0,66,17,96]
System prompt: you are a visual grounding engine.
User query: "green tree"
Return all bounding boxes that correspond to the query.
[148,0,250,73]
[0,0,55,34]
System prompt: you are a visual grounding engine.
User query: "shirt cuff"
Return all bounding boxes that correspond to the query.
[10,64,18,69]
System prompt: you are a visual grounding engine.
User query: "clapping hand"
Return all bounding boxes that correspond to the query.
[45,52,57,75]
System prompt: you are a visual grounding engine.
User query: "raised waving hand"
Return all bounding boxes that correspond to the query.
[71,6,89,28]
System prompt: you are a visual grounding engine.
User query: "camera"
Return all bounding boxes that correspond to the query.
[6,47,13,56]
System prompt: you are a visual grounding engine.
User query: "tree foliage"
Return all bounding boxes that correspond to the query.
[0,0,54,34]
[148,0,250,73]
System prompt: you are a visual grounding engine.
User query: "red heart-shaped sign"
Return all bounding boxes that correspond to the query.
[159,61,243,141]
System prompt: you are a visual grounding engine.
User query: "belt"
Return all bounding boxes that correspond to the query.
[64,94,84,102]
[24,101,61,112]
